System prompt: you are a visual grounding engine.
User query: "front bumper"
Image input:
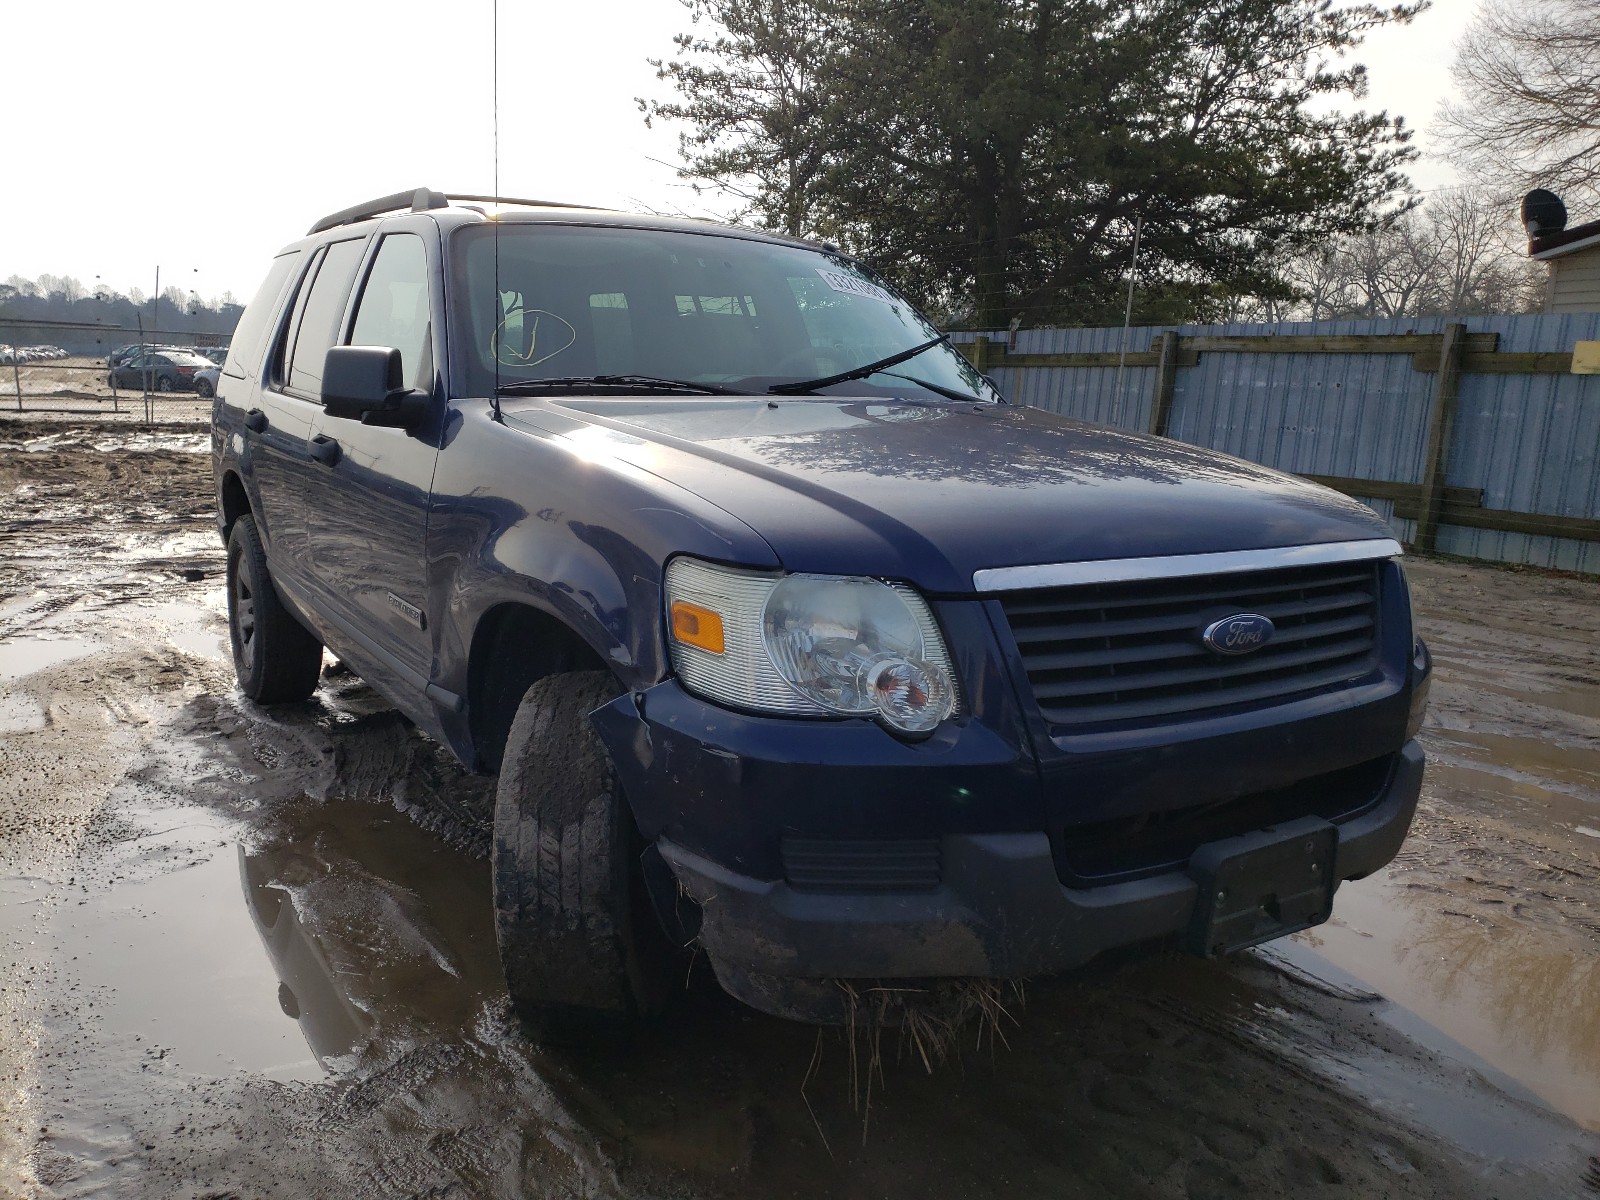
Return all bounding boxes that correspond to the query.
[660,740,1424,989]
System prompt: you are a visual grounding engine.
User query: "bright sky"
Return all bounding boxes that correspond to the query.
[5,0,1478,303]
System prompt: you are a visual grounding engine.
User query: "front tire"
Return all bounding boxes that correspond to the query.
[225,515,324,703]
[196,377,214,399]
[492,671,679,1038]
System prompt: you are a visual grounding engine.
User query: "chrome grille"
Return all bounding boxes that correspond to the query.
[999,560,1383,727]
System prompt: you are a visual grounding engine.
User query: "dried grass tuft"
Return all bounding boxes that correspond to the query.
[803,978,1026,1145]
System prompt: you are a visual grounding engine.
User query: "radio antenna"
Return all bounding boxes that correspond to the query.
[1112,212,1142,427]
[490,0,504,422]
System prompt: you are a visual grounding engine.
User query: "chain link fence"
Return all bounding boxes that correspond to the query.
[1,319,227,423]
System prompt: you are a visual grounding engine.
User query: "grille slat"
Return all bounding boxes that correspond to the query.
[1043,659,1378,725]
[1033,635,1375,700]
[1000,559,1384,728]
[781,837,942,892]
[1011,589,1373,648]
[1001,570,1375,619]
[1025,612,1374,674]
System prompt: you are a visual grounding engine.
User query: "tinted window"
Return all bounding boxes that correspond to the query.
[287,238,367,395]
[222,251,303,379]
[348,234,432,390]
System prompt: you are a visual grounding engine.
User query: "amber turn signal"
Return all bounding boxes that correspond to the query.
[670,601,726,654]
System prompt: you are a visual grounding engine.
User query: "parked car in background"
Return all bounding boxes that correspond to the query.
[200,347,229,366]
[1,345,68,363]
[194,366,221,398]
[108,349,214,392]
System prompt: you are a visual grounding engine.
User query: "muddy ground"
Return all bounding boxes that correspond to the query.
[1,422,1597,1199]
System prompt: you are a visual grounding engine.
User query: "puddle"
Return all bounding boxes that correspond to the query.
[1432,728,1600,799]
[90,431,210,454]
[0,431,210,455]
[139,596,229,661]
[235,797,502,1064]
[36,791,501,1086]
[1292,871,1600,1133]
[0,635,100,682]
[47,816,324,1083]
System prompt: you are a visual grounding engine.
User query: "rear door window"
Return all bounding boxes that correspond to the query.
[286,238,367,396]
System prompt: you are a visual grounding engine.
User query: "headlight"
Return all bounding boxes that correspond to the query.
[664,557,958,734]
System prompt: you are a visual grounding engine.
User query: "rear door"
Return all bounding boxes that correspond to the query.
[245,239,369,592]
[302,218,444,697]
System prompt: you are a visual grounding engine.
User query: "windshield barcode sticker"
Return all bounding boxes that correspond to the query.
[815,268,901,306]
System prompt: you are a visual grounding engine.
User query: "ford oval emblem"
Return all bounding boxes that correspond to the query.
[1202,613,1275,656]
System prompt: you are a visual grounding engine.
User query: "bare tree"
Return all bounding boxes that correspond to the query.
[34,274,87,303]
[1270,189,1543,318]
[1436,0,1600,207]
[1337,214,1442,318]
[1425,189,1544,313]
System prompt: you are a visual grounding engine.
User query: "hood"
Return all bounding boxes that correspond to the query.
[501,396,1394,594]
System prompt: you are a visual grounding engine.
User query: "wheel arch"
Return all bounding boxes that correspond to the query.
[218,469,251,541]
[467,601,612,773]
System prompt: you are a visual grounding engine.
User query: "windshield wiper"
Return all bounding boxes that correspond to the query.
[872,369,995,405]
[767,335,948,395]
[496,374,739,396]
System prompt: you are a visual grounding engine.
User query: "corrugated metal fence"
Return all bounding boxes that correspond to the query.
[954,315,1600,575]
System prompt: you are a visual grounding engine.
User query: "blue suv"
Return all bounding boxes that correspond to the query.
[212,189,1431,1030]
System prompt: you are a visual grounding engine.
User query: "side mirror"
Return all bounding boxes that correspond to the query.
[321,346,428,428]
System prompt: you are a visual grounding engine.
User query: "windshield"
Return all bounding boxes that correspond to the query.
[446,223,995,402]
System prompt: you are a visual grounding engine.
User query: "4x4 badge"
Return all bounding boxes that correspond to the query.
[1202,613,1274,656]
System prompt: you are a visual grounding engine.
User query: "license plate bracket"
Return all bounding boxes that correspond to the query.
[1185,816,1336,957]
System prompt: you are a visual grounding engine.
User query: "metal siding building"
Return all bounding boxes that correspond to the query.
[956,314,1600,573]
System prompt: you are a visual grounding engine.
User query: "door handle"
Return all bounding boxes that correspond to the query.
[309,435,342,466]
[244,409,267,433]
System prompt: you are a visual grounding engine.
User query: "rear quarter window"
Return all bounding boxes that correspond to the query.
[221,251,304,380]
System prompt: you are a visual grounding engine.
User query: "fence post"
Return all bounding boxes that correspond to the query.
[10,352,21,414]
[1414,322,1468,553]
[1148,331,1181,436]
[972,334,990,373]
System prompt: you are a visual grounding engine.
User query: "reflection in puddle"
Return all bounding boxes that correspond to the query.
[237,798,500,1068]
[240,845,370,1066]
[1294,872,1600,1132]
[51,821,323,1082]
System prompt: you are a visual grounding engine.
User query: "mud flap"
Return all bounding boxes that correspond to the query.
[1185,816,1336,957]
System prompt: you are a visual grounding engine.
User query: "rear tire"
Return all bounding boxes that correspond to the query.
[196,378,214,399]
[156,375,175,393]
[226,515,324,703]
[492,671,680,1039]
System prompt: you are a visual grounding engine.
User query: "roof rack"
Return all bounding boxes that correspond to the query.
[306,188,599,236]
